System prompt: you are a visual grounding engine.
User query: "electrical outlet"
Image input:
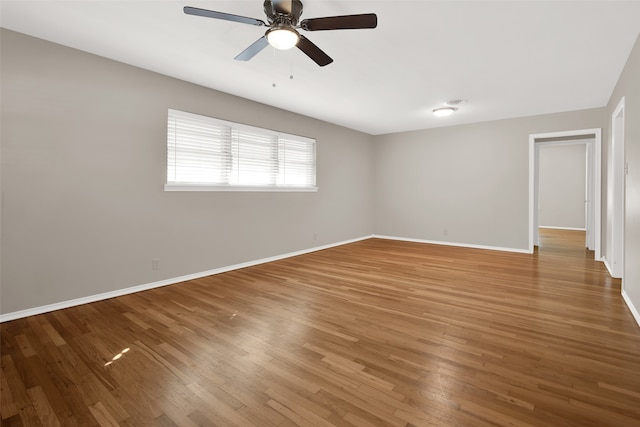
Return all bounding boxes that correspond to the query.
[152,259,160,270]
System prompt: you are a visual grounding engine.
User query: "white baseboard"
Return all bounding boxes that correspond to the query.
[372,234,532,254]
[602,257,623,279]
[0,235,372,323]
[622,289,640,328]
[539,226,587,231]
[603,256,614,276]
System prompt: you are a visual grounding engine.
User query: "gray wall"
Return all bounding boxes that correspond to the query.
[607,34,640,320]
[373,109,605,250]
[539,143,587,229]
[0,29,375,314]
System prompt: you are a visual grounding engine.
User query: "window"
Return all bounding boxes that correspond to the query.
[166,109,317,191]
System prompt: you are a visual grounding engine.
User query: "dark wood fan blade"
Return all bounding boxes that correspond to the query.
[184,6,266,26]
[301,13,377,31]
[234,36,270,61]
[296,35,333,67]
[272,0,293,14]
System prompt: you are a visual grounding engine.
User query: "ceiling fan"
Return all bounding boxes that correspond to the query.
[184,0,377,66]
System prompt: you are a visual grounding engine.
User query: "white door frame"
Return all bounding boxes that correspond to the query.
[608,97,625,279]
[528,128,602,258]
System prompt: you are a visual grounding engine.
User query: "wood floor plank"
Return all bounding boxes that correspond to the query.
[2,229,640,426]
[0,361,19,419]
[27,386,62,427]
[88,401,120,427]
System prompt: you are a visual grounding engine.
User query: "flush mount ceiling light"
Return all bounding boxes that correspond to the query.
[432,107,457,117]
[266,26,300,50]
[444,99,466,106]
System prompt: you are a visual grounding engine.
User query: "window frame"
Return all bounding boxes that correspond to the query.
[165,109,318,192]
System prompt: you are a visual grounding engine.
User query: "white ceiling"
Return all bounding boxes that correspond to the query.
[2,1,640,135]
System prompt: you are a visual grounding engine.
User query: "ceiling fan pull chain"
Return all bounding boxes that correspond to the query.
[272,47,277,87]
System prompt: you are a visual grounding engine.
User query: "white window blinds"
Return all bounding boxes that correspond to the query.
[166,109,316,191]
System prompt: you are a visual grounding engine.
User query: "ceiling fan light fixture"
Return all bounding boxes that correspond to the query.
[266,27,300,50]
[433,107,457,117]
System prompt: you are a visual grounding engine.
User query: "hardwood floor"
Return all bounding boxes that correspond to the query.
[2,229,639,426]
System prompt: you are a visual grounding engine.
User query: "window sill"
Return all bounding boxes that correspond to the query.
[164,184,318,192]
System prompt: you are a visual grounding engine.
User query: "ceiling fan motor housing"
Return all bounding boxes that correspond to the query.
[264,0,303,25]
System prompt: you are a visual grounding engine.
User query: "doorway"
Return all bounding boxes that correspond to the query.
[608,98,625,279]
[528,129,602,258]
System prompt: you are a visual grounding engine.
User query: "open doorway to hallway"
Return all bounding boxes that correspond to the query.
[529,129,602,259]
[537,228,596,259]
